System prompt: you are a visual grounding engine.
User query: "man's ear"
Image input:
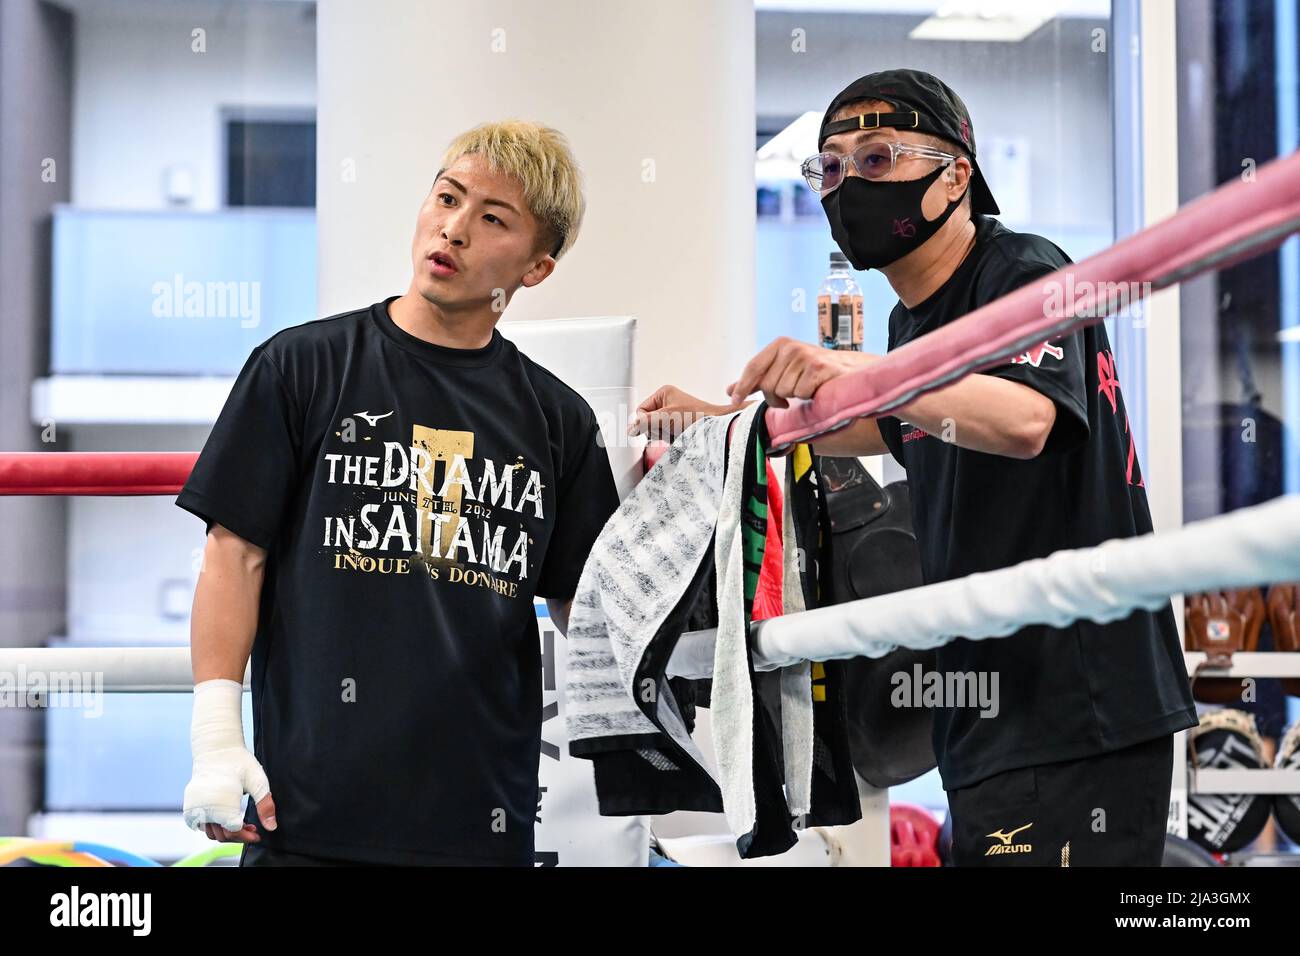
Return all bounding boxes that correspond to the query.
[948,157,972,200]
[520,254,557,289]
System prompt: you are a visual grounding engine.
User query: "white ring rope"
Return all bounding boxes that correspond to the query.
[2,496,1296,690]
[666,493,1300,679]
[0,647,244,693]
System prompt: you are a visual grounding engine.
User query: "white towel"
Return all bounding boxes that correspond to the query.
[708,401,758,836]
[566,409,740,770]
[565,403,815,840]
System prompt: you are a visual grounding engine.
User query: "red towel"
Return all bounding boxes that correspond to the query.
[752,461,785,622]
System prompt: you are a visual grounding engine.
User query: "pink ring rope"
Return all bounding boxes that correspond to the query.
[765,149,1300,454]
[4,153,1298,486]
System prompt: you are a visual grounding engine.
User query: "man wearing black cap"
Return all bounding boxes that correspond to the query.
[633,69,1197,866]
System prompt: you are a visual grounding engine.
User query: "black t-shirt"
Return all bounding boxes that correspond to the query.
[877,215,1197,791]
[177,295,620,864]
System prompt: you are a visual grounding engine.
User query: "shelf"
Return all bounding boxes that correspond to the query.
[1183,652,1300,679]
[31,375,236,426]
[1192,768,1300,795]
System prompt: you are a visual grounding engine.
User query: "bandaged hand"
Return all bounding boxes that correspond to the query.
[183,678,277,842]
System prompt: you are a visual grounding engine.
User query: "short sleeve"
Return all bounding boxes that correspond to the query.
[175,346,303,549]
[534,413,620,600]
[978,265,1089,456]
[878,310,909,468]
[876,415,905,467]
[879,312,906,466]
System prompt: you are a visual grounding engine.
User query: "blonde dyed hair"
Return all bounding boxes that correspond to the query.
[438,120,585,260]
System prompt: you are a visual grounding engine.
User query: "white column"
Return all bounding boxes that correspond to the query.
[1138,0,1187,843]
[1140,0,1183,537]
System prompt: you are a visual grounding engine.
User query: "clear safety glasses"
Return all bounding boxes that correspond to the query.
[802,140,956,194]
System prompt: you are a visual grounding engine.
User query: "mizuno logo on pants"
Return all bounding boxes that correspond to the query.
[985,822,1033,856]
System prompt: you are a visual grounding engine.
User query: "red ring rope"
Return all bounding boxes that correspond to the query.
[0,452,197,496]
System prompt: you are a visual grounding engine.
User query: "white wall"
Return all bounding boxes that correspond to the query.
[64,425,211,644]
[315,0,757,412]
[70,0,315,210]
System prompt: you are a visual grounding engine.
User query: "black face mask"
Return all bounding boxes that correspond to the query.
[821,167,966,271]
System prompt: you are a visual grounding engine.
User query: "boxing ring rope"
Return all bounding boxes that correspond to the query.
[1,149,1298,690]
[666,493,1300,679]
[0,646,227,693]
[2,493,1295,689]
[0,452,195,496]
[765,149,1300,453]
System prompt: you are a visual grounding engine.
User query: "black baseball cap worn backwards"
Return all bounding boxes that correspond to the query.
[819,68,1000,215]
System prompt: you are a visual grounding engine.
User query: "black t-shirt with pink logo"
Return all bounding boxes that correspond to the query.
[877,215,1196,791]
[176,296,619,864]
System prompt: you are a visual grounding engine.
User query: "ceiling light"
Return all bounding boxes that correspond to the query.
[909,0,1059,42]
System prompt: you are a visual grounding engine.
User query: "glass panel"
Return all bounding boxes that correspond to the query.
[1176,0,1300,856]
[51,206,316,375]
[756,1,1115,356]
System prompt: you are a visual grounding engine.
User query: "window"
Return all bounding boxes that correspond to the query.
[223,112,316,208]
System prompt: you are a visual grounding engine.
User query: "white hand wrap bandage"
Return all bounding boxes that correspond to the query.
[182,678,270,832]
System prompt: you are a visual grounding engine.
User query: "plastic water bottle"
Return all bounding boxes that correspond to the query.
[817,252,863,351]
